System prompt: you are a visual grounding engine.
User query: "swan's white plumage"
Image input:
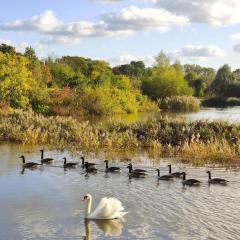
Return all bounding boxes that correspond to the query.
[83,194,127,220]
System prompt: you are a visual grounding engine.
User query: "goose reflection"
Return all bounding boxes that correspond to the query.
[83,218,124,239]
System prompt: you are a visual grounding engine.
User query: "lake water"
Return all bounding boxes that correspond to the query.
[86,106,240,125]
[1,144,240,240]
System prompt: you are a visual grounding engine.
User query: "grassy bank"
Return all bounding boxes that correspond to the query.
[0,110,240,165]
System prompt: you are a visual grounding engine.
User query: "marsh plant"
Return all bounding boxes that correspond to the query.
[158,96,200,112]
[1,110,240,164]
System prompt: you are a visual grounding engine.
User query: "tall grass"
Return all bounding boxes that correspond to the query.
[158,96,200,112]
[0,110,240,164]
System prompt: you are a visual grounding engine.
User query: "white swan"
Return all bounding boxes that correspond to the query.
[83,194,127,220]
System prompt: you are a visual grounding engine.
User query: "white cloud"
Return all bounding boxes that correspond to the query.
[231,33,240,41]
[109,54,155,66]
[0,7,189,44]
[170,45,226,61]
[102,6,189,33]
[234,44,240,53]
[154,0,240,25]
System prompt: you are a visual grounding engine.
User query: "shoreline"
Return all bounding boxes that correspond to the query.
[0,110,240,165]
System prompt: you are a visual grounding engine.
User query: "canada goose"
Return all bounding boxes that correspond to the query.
[182,172,201,186]
[128,163,146,173]
[156,169,174,181]
[207,171,228,185]
[85,162,97,173]
[63,157,78,168]
[127,165,146,178]
[104,160,121,173]
[40,149,53,164]
[81,157,96,168]
[168,165,183,178]
[20,155,40,169]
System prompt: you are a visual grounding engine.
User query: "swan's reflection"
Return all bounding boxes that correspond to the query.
[84,218,124,239]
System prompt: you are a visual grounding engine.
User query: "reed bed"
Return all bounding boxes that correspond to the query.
[0,110,240,164]
[158,96,200,112]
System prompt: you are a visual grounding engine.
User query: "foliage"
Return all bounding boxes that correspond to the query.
[0,44,16,54]
[78,87,158,116]
[158,96,200,112]
[210,64,233,96]
[183,64,216,97]
[0,52,31,108]
[155,51,170,68]
[142,64,193,99]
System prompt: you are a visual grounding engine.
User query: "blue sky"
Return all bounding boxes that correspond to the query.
[1,0,240,69]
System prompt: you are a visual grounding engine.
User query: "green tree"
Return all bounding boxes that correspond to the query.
[211,64,234,96]
[142,65,193,99]
[111,75,132,90]
[0,44,16,54]
[0,52,31,108]
[24,47,38,61]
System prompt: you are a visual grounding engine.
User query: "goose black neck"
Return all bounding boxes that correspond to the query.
[105,160,108,169]
[128,165,132,173]
[182,172,186,180]
[63,158,67,164]
[81,157,85,164]
[156,169,160,177]
[168,165,172,174]
[208,171,211,179]
[21,156,25,163]
[40,150,44,159]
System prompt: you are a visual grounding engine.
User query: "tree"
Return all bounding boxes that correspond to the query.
[155,51,170,68]
[111,75,132,90]
[232,69,240,82]
[0,44,16,54]
[183,64,216,96]
[211,64,234,96]
[0,52,31,108]
[89,60,112,87]
[142,65,193,99]
[24,47,38,62]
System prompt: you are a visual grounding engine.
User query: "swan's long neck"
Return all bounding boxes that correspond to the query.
[85,198,92,219]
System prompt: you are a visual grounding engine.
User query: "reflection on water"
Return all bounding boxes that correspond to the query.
[84,106,240,125]
[84,219,123,239]
[1,144,240,239]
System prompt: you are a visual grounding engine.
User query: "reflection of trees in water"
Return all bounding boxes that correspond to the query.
[84,219,124,239]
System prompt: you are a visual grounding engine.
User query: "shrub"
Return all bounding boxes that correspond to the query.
[158,96,200,112]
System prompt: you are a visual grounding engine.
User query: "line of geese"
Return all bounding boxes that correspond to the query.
[20,150,228,186]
